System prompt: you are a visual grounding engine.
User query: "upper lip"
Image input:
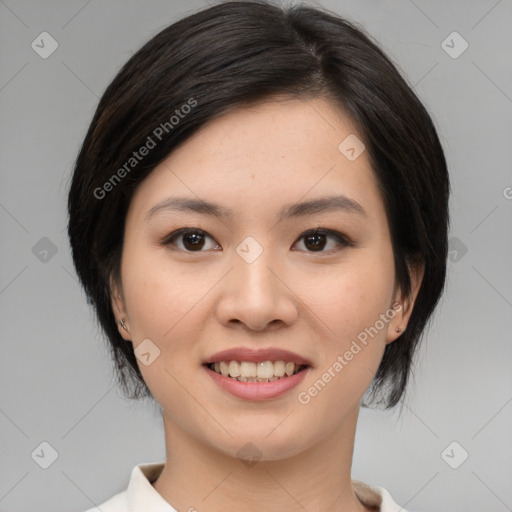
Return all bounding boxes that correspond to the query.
[203,347,312,366]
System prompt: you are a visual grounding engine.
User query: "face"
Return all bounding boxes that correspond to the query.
[111,96,421,461]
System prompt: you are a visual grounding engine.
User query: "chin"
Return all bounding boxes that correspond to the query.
[203,425,314,464]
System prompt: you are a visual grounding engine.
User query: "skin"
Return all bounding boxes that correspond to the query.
[110,96,423,512]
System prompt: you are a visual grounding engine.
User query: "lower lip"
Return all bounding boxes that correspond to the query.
[203,365,310,400]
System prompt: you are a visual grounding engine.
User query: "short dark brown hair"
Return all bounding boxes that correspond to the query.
[67,0,450,409]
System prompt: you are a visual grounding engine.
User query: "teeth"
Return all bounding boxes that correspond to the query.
[257,361,274,379]
[228,360,240,377]
[273,361,285,377]
[240,361,257,378]
[285,362,295,376]
[208,360,306,381]
[219,361,229,377]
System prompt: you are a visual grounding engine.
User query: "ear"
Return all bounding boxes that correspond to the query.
[386,259,424,344]
[109,273,132,341]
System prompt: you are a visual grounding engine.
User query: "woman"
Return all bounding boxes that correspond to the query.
[67,1,450,510]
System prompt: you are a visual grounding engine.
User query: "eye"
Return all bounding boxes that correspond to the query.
[163,228,220,252]
[292,228,352,253]
[162,227,352,254]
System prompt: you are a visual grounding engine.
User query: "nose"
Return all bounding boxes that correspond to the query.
[215,244,298,332]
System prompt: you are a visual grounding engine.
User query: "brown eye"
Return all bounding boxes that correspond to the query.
[164,229,220,252]
[162,227,351,254]
[293,229,351,253]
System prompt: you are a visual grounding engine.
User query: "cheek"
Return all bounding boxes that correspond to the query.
[121,246,205,338]
[119,246,221,391]
[295,257,394,417]
[299,252,395,406]
[311,253,395,340]
[119,247,209,409]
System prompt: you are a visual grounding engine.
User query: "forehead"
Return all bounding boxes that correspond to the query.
[127,97,384,226]
[177,96,364,169]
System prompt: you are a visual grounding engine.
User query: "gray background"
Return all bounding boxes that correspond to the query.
[1,0,511,511]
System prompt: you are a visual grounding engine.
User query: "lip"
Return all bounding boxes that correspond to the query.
[202,347,313,366]
[203,364,311,400]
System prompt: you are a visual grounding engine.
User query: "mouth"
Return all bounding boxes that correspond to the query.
[203,360,310,383]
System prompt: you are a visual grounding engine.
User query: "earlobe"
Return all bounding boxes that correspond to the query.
[386,259,424,344]
[109,274,131,341]
[385,296,407,344]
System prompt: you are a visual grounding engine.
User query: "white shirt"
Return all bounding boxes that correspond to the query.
[83,461,408,512]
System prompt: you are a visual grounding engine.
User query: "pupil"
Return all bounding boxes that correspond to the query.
[306,234,325,251]
[184,232,204,251]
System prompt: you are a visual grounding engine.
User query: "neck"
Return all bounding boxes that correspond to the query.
[152,407,370,512]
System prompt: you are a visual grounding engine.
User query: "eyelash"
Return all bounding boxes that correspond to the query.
[161,227,353,255]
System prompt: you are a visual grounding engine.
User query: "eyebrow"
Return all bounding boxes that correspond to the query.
[145,194,367,222]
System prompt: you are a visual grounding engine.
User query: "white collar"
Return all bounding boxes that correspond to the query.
[116,461,408,512]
